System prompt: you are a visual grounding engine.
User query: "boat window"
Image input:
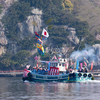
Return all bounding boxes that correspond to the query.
[60,59,62,61]
[59,63,61,66]
[50,63,58,67]
[55,63,57,66]
[53,63,55,67]
[50,63,52,66]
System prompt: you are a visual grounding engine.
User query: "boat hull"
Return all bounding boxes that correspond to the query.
[22,72,94,82]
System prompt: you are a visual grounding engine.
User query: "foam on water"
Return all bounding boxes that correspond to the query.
[82,80,100,83]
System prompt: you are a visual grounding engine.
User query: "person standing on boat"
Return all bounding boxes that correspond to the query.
[23,65,31,78]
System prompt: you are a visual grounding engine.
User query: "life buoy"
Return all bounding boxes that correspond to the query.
[88,74,92,78]
[72,73,76,77]
[78,73,82,77]
[28,72,32,81]
[83,73,87,77]
[69,74,72,77]
[69,73,76,78]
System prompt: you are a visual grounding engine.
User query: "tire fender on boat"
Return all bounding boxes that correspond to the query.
[78,73,82,77]
[83,73,87,78]
[69,73,76,78]
[28,72,32,81]
[88,74,92,78]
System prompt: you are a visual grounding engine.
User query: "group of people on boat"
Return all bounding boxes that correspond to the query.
[66,64,88,74]
[32,67,48,75]
[23,60,88,80]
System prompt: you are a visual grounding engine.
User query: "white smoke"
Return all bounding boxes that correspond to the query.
[70,45,97,64]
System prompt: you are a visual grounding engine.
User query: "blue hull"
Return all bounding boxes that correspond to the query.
[23,72,94,82]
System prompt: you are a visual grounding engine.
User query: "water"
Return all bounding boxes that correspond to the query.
[0,77,100,100]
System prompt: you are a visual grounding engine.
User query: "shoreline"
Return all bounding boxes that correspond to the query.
[0,70,23,77]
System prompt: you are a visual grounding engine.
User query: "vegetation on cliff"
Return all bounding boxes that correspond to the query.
[1,1,32,40]
[0,4,3,14]
[0,0,99,70]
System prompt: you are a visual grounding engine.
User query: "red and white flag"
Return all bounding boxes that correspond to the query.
[23,69,30,77]
[91,62,93,70]
[42,28,49,38]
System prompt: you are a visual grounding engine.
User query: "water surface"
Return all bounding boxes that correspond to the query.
[0,77,100,100]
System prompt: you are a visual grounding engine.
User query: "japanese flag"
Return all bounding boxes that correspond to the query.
[42,28,49,38]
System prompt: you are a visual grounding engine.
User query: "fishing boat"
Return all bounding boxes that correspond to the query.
[22,28,94,82]
[22,57,94,82]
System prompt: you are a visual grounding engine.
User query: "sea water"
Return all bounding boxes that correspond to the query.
[0,77,100,100]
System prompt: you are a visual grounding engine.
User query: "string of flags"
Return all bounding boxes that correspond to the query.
[35,28,49,56]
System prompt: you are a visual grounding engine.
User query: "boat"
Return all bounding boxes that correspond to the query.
[22,28,94,82]
[22,57,94,82]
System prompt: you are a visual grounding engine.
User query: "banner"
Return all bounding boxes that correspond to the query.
[91,62,93,70]
[76,60,79,70]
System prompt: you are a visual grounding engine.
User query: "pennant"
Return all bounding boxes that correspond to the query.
[80,63,83,70]
[35,31,40,39]
[42,36,47,40]
[35,31,39,37]
[76,60,79,70]
[91,62,93,70]
[84,61,87,66]
[37,43,42,49]
[38,48,44,56]
[42,28,49,38]
[34,56,38,60]
[37,43,44,52]
[37,38,43,45]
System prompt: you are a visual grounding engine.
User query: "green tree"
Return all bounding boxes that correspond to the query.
[41,53,51,61]
[70,21,89,39]
[62,0,73,12]
[12,50,31,65]
[0,4,3,14]
[17,37,36,50]
[48,27,70,47]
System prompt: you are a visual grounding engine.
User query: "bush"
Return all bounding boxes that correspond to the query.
[0,4,3,14]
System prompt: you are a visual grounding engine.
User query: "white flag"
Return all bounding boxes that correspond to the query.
[42,28,49,38]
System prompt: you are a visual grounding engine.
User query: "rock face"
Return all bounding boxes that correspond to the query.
[18,8,43,40]
[0,1,43,54]
[67,28,79,45]
[0,0,18,54]
[0,22,7,45]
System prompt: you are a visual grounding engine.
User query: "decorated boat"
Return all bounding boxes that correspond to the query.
[22,57,94,82]
[22,28,94,82]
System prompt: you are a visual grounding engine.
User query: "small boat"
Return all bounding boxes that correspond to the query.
[22,29,94,82]
[22,57,94,82]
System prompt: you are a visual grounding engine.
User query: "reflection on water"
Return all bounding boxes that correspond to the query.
[0,77,100,100]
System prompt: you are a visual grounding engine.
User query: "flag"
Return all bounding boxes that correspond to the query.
[80,63,83,70]
[37,38,43,45]
[84,61,87,66]
[34,56,38,60]
[91,62,93,70]
[35,31,39,37]
[42,28,49,38]
[48,62,50,71]
[37,43,44,52]
[76,60,79,70]
[23,69,30,77]
[38,48,44,56]
[35,31,40,39]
